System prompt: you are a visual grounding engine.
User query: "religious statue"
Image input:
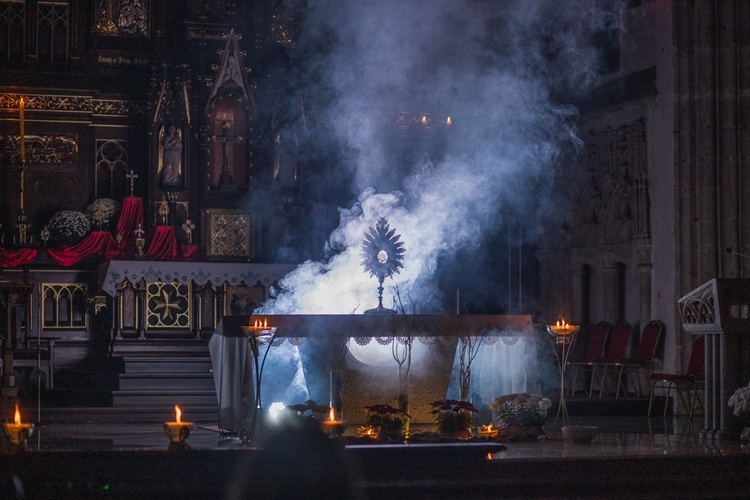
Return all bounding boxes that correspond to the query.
[161,126,183,187]
[273,131,298,189]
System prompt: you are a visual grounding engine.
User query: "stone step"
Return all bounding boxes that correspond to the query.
[37,405,220,424]
[112,339,210,357]
[118,373,216,391]
[122,356,213,374]
[112,389,218,407]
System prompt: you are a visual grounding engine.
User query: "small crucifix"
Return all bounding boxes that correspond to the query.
[126,170,138,197]
[182,219,195,244]
[210,121,243,189]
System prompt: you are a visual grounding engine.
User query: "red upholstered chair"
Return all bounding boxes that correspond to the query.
[566,321,610,397]
[595,320,664,399]
[648,336,705,418]
[588,321,633,398]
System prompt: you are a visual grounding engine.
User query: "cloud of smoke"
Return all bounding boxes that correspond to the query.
[260,0,600,314]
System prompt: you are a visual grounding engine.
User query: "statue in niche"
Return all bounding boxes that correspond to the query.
[118,0,148,36]
[160,126,183,188]
[95,0,119,34]
[273,130,298,189]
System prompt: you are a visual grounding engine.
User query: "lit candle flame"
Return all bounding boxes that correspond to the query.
[14,404,21,425]
[446,116,451,126]
[175,405,182,423]
[329,407,335,422]
[421,115,427,125]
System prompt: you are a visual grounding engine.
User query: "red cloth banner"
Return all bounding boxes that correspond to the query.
[47,231,120,266]
[0,247,38,268]
[145,226,178,261]
[116,197,144,259]
[180,244,200,261]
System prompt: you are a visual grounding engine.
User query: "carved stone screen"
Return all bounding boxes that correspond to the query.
[205,209,253,261]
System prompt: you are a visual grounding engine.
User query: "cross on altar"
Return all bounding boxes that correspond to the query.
[126,170,138,196]
[210,121,243,189]
[182,219,195,244]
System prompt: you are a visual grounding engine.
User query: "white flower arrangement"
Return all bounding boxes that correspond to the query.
[728,381,750,417]
[85,198,120,227]
[490,393,552,428]
[47,210,91,244]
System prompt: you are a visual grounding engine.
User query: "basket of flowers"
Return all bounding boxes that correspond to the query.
[490,393,550,440]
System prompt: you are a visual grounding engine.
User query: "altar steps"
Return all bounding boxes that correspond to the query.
[37,405,220,424]
[110,342,218,412]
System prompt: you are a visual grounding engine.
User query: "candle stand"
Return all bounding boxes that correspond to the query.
[546,323,579,424]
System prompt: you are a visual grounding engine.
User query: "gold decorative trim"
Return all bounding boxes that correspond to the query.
[205,209,254,261]
[0,133,77,163]
[145,282,191,329]
[41,283,88,330]
[0,94,146,116]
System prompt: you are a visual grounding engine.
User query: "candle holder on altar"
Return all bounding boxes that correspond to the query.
[321,407,347,438]
[2,404,34,453]
[164,405,192,451]
[546,320,579,424]
[477,423,499,439]
[357,425,380,440]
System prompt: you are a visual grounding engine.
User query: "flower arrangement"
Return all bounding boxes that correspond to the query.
[46,210,91,244]
[728,381,750,417]
[490,393,551,428]
[363,404,410,439]
[85,198,120,228]
[429,399,478,437]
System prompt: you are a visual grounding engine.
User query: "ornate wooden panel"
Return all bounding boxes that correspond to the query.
[205,208,254,261]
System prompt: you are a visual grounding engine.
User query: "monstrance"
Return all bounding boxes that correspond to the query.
[360,217,405,315]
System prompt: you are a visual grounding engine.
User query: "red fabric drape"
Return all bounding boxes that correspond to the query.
[47,231,120,266]
[116,197,144,259]
[0,247,38,268]
[180,244,200,261]
[145,226,178,261]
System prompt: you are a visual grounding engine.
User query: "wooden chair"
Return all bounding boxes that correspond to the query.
[1,338,56,389]
[648,336,705,418]
[596,320,664,399]
[588,321,633,398]
[566,321,610,397]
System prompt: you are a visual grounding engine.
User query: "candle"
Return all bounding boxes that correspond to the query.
[478,424,499,439]
[19,98,25,161]
[2,404,33,449]
[164,405,192,448]
[320,407,346,436]
[357,426,379,439]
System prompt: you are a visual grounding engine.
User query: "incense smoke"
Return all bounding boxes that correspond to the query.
[260,0,601,315]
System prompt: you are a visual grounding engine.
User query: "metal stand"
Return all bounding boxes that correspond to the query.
[547,326,579,424]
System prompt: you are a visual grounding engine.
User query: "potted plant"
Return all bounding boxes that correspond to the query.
[429,399,477,439]
[362,404,410,441]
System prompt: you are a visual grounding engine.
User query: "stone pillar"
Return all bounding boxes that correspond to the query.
[602,256,619,322]
[635,237,653,327]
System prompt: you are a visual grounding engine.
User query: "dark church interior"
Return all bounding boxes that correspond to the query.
[2,0,750,497]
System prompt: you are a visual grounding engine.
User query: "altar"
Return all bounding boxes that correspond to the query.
[209,314,540,435]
